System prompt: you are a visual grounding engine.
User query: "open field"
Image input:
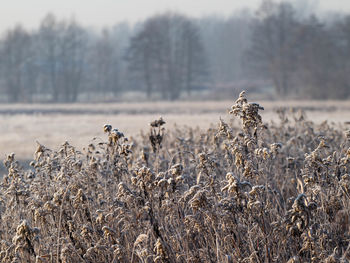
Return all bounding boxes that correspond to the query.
[1,100,350,160]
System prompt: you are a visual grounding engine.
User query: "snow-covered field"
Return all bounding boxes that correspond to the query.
[0,100,349,160]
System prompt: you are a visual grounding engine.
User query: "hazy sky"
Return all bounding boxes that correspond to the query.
[0,0,350,33]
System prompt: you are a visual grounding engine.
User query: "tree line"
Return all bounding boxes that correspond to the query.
[0,0,350,102]
[245,1,350,99]
[0,13,207,102]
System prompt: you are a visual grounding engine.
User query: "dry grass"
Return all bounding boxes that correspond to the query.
[0,96,350,262]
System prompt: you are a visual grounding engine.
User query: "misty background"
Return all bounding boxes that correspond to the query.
[0,0,350,102]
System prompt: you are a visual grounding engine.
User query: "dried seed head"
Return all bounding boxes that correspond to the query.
[103,124,112,133]
[150,117,166,128]
[169,163,183,176]
[344,129,350,141]
[134,234,148,247]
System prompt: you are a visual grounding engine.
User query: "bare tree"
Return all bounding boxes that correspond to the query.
[199,11,252,85]
[295,16,336,98]
[0,25,32,102]
[246,0,299,96]
[37,13,64,102]
[37,14,87,102]
[127,13,207,100]
[331,15,350,99]
[126,27,154,98]
[60,19,87,102]
[89,28,120,98]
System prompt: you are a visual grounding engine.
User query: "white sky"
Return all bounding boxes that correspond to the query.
[0,0,349,33]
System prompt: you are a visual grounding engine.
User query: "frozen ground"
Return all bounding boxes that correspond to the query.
[0,100,349,160]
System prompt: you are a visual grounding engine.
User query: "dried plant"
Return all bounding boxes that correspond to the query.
[0,92,349,262]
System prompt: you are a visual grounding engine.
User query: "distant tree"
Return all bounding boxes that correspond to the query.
[331,15,350,99]
[60,19,87,102]
[199,11,252,84]
[38,14,87,102]
[0,25,32,102]
[126,26,153,98]
[246,0,299,96]
[37,13,64,101]
[23,33,40,102]
[89,28,120,97]
[182,19,208,95]
[126,13,207,100]
[295,16,337,98]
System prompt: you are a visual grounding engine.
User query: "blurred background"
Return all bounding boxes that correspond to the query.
[1,0,350,102]
[0,0,350,160]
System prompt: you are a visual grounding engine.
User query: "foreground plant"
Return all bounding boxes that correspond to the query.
[0,92,349,262]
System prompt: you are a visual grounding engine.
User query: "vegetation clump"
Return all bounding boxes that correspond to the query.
[0,92,349,262]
